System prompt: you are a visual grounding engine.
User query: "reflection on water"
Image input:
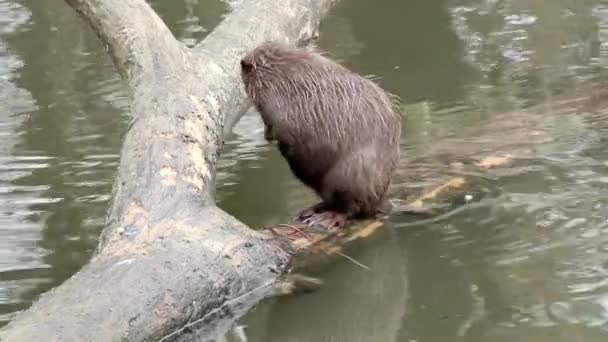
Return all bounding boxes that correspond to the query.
[0,0,608,341]
[0,0,42,323]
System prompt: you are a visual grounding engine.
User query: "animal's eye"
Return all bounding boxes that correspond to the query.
[240,59,254,73]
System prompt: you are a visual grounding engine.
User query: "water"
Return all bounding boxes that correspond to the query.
[1,0,608,341]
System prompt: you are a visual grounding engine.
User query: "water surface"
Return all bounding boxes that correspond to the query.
[1,1,608,341]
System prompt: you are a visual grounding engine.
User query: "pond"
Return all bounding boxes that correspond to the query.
[1,0,608,341]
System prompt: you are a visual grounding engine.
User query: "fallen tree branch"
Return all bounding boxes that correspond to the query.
[0,0,335,341]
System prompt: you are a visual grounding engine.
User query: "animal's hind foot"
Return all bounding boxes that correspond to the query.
[295,202,328,221]
[302,210,348,230]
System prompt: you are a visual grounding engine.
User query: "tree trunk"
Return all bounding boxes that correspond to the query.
[0,0,335,341]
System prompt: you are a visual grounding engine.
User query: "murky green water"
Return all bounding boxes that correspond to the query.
[1,0,608,341]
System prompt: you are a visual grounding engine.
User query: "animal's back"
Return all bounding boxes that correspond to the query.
[270,54,401,152]
[282,63,401,205]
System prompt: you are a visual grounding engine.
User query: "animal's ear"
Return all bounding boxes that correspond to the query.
[258,55,267,67]
[240,58,255,73]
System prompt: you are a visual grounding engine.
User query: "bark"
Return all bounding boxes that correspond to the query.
[0,0,335,341]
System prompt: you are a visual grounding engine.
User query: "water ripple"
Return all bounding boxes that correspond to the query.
[0,0,125,326]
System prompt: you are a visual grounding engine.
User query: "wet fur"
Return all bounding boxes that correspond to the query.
[241,41,402,218]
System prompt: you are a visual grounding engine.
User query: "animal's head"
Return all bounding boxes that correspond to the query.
[239,52,257,88]
[240,41,312,98]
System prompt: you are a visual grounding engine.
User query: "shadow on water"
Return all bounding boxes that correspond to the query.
[1,0,608,341]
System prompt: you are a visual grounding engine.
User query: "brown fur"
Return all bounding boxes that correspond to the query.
[240,41,402,220]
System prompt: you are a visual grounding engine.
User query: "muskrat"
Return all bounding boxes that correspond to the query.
[240,41,402,229]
